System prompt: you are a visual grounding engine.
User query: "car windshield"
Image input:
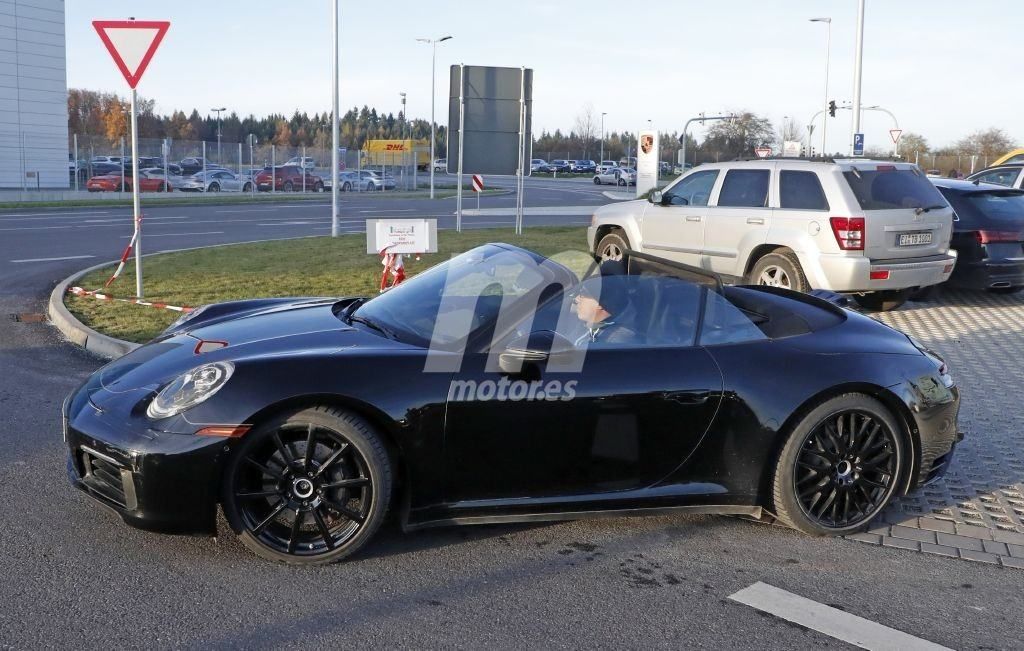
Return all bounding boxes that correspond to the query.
[350,245,577,349]
[843,168,946,210]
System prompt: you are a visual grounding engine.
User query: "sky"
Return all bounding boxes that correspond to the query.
[67,1,1022,153]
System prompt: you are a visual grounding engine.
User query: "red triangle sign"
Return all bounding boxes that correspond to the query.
[93,20,170,89]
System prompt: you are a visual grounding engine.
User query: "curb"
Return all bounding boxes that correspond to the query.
[46,235,321,360]
[48,258,141,359]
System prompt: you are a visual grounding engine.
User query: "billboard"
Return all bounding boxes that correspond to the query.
[636,130,659,197]
[448,65,533,176]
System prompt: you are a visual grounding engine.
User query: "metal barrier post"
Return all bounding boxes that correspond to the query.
[272,145,276,194]
[302,145,306,192]
[202,141,207,190]
[73,133,79,191]
[238,142,243,192]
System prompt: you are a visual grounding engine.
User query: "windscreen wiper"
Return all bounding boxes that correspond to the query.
[348,314,398,340]
[915,204,947,215]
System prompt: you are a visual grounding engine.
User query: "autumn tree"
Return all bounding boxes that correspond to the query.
[954,128,1017,157]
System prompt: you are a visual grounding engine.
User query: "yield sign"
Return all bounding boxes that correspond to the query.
[92,20,170,89]
[754,146,772,158]
[889,129,903,143]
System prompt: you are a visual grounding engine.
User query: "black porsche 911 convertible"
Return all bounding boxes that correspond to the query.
[64,244,961,564]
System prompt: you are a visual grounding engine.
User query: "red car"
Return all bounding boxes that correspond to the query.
[255,165,323,192]
[86,171,172,193]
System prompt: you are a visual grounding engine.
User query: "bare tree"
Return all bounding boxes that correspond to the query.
[573,103,598,160]
[704,111,775,159]
[954,128,1017,158]
[897,132,929,157]
[781,117,802,144]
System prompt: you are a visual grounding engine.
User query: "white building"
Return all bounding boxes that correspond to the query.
[0,0,68,189]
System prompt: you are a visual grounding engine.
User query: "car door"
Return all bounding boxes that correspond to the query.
[442,274,723,502]
[640,168,720,267]
[702,165,774,277]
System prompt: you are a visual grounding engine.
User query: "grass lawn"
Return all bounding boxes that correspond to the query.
[65,226,591,343]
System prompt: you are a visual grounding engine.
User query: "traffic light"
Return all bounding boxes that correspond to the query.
[828,100,837,118]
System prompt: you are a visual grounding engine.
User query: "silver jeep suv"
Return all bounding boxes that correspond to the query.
[587,159,956,310]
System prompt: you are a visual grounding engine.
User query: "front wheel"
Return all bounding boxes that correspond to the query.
[596,231,629,263]
[222,406,392,565]
[853,290,909,312]
[208,183,220,193]
[746,250,809,293]
[342,182,352,192]
[284,181,294,192]
[314,182,324,193]
[772,393,905,536]
[243,182,253,192]
[617,177,626,186]
[593,177,601,185]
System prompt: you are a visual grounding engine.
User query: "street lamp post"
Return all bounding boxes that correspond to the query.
[809,17,831,157]
[331,0,340,236]
[600,111,607,164]
[211,107,226,162]
[416,35,453,199]
[851,0,866,154]
[399,91,407,188]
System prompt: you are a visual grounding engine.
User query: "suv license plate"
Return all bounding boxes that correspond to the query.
[899,232,932,246]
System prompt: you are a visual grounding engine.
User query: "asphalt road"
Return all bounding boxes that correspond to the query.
[0,179,1020,649]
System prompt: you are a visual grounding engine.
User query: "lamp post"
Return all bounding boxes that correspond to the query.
[399,91,407,188]
[600,111,607,165]
[809,17,831,157]
[211,107,226,162]
[851,0,865,155]
[416,35,453,199]
[331,0,339,236]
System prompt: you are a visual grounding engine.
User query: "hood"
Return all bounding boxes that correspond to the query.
[86,299,409,410]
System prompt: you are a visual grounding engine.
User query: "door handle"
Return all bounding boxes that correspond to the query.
[685,216,702,222]
[746,217,765,225]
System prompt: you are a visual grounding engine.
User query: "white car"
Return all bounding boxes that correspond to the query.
[588,159,956,311]
[593,167,636,186]
[596,160,618,174]
[178,169,252,193]
[285,156,317,170]
[433,158,447,172]
[531,158,548,173]
[966,164,1024,189]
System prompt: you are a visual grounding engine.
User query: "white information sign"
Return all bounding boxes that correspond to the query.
[636,129,659,197]
[367,219,438,254]
[782,141,802,158]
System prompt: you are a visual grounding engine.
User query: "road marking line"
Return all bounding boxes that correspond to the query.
[11,254,97,263]
[727,582,951,651]
[216,208,279,213]
[358,208,416,213]
[0,211,111,218]
[119,230,224,237]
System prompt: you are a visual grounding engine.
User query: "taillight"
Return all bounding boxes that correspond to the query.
[830,217,865,250]
[976,230,1023,244]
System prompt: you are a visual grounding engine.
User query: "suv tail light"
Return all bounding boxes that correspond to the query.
[976,230,1023,244]
[830,217,865,250]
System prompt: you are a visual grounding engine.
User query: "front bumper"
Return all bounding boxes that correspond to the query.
[64,394,229,535]
[815,252,957,292]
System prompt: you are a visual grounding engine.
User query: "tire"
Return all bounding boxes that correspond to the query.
[314,182,324,193]
[596,230,629,263]
[222,406,392,565]
[988,286,1023,295]
[772,393,906,536]
[208,183,220,193]
[853,290,910,312]
[243,182,253,192]
[157,182,166,193]
[342,182,352,192]
[593,177,601,185]
[617,178,626,186]
[746,250,809,293]
[283,181,294,192]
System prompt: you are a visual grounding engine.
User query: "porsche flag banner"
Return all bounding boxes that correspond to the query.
[636,129,659,197]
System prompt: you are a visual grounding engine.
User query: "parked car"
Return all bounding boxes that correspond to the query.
[179,169,253,193]
[86,170,171,193]
[574,160,597,174]
[179,157,215,176]
[90,156,121,165]
[356,170,396,191]
[593,167,636,186]
[548,160,572,173]
[530,159,548,173]
[566,160,579,172]
[965,164,1024,190]
[88,162,123,177]
[254,165,324,192]
[432,158,447,172]
[991,149,1024,166]
[596,160,618,174]
[286,156,317,170]
[63,242,960,564]
[588,159,956,311]
[930,178,1024,293]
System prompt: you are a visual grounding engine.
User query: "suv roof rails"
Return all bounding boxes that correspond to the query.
[727,155,911,164]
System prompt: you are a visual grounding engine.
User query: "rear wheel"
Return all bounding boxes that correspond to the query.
[617,177,626,186]
[208,182,220,193]
[746,250,809,293]
[593,176,601,185]
[596,230,629,263]
[773,393,905,536]
[243,182,253,192]
[314,182,324,193]
[222,406,392,565]
[284,181,294,192]
[342,182,352,192]
[853,290,909,312]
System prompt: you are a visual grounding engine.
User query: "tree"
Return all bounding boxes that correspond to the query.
[954,128,1017,157]
[703,111,775,159]
[897,132,929,156]
[780,117,803,147]
[101,95,129,141]
[573,103,598,160]
[272,119,293,147]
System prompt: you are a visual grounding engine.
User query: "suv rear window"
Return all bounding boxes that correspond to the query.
[842,169,945,210]
[717,169,770,208]
[946,190,1024,224]
[780,171,829,210]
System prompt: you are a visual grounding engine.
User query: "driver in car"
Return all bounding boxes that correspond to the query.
[573,260,641,346]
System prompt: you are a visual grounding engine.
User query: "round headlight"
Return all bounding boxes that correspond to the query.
[146,362,234,419]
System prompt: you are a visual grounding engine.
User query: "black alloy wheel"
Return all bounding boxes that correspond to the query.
[208,182,220,192]
[284,181,294,192]
[223,406,391,564]
[773,394,904,535]
[593,176,601,185]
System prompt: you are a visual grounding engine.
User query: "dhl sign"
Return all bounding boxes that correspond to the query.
[363,139,431,167]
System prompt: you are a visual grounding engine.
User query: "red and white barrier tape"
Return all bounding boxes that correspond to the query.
[67,286,194,313]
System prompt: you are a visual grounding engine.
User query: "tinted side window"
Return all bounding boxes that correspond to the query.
[779,170,830,210]
[975,169,1018,187]
[663,170,719,207]
[699,291,768,346]
[717,170,770,208]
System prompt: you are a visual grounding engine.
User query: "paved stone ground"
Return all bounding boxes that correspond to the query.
[849,289,1024,569]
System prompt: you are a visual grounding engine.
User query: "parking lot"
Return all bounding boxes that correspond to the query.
[1,181,1022,648]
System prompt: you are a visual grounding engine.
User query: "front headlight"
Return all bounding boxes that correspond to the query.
[146,362,234,419]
